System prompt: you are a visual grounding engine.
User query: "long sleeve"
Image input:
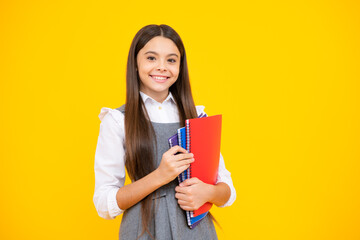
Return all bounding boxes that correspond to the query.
[215,152,237,207]
[195,105,237,208]
[93,107,126,220]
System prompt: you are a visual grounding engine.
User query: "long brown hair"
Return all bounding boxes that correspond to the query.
[124,24,217,239]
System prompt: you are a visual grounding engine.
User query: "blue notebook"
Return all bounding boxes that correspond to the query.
[178,127,187,183]
[167,112,208,228]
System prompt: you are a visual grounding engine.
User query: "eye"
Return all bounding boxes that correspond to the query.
[168,58,176,63]
[147,56,155,61]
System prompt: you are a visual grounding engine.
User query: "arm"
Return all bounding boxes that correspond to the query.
[93,109,126,220]
[116,146,194,210]
[94,108,194,219]
[115,169,164,210]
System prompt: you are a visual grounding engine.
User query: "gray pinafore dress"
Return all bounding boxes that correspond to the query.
[116,104,218,240]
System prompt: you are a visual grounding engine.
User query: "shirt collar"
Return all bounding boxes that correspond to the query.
[139,91,176,105]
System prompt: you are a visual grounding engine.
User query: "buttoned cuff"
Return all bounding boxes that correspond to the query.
[107,188,124,219]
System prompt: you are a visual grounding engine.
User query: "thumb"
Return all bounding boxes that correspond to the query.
[180,177,199,187]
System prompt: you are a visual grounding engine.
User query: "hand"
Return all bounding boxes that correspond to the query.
[175,177,214,211]
[156,146,195,185]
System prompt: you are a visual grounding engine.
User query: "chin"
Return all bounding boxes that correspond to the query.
[152,82,174,90]
[151,87,170,93]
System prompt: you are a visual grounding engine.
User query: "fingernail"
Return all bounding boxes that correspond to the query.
[179,183,183,187]
[191,153,194,157]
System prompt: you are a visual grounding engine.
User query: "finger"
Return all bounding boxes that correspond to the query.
[180,177,199,187]
[175,186,188,194]
[174,153,194,162]
[177,199,190,206]
[175,158,194,167]
[176,163,190,173]
[175,192,191,201]
[167,146,188,156]
[179,205,195,211]
[178,200,195,208]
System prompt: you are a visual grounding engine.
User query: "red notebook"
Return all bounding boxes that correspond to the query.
[186,114,222,217]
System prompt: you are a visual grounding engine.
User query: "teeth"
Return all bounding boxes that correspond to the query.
[152,76,167,80]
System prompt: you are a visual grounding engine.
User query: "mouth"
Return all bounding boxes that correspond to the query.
[150,75,170,83]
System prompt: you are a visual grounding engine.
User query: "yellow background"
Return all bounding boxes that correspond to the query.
[1,0,359,239]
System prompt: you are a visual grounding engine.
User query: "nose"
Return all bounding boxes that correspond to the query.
[156,60,167,72]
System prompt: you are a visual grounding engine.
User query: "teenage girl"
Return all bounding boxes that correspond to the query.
[93,24,236,240]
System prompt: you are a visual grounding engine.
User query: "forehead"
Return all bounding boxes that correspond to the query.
[139,36,180,55]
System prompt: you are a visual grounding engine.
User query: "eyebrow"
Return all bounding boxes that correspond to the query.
[144,51,179,58]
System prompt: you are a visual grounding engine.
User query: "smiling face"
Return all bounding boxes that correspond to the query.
[136,36,181,103]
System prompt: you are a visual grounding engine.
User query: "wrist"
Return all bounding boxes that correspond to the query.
[208,182,231,206]
[153,168,167,186]
[206,183,217,204]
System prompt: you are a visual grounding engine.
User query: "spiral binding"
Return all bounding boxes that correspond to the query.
[185,119,194,218]
[186,210,192,227]
[186,119,192,181]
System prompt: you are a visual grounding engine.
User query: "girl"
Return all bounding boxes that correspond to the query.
[93,24,236,240]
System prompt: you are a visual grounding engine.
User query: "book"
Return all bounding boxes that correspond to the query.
[178,127,187,182]
[167,112,222,228]
[186,114,222,217]
[168,133,182,183]
[168,113,207,185]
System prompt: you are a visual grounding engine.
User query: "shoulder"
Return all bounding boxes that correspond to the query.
[195,105,206,116]
[98,106,125,127]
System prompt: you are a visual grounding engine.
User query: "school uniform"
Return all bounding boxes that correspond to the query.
[93,91,236,239]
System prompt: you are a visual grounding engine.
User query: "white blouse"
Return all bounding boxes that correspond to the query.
[93,91,236,220]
